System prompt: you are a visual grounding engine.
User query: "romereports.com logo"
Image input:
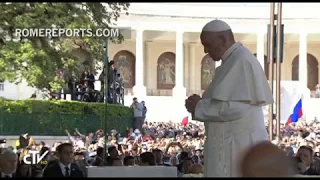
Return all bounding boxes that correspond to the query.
[14,28,121,38]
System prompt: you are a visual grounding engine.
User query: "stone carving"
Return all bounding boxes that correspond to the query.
[113,50,136,88]
[157,52,176,89]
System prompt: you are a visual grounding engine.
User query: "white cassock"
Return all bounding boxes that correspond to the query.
[194,42,274,177]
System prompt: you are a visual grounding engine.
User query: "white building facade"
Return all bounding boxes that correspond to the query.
[2,3,320,122]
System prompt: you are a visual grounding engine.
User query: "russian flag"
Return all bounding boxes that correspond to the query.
[286,98,303,125]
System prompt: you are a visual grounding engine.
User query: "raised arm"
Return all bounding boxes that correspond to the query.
[65,129,75,143]
[75,128,86,138]
[194,99,251,122]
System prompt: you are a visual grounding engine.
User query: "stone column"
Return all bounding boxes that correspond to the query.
[189,42,197,93]
[133,29,146,98]
[144,41,152,91]
[173,30,186,97]
[257,32,265,70]
[299,32,308,88]
[184,44,189,91]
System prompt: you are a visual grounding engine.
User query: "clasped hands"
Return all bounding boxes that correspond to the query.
[185,94,202,114]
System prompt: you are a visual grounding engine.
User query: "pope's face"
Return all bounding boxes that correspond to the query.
[200,32,223,61]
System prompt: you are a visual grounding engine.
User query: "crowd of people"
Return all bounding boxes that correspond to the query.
[0,118,320,177]
[0,121,206,177]
[1,94,320,177]
[271,118,320,175]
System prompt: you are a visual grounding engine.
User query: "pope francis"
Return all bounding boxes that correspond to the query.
[185,20,274,177]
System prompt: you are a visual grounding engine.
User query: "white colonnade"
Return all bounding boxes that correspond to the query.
[131,27,310,98]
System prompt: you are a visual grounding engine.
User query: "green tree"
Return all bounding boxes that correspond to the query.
[0,3,129,91]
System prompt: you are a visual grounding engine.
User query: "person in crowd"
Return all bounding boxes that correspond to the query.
[0,150,18,178]
[15,159,42,177]
[142,101,147,121]
[75,128,96,148]
[106,146,119,165]
[241,141,294,177]
[152,149,164,165]
[18,134,29,149]
[110,158,123,166]
[123,156,135,166]
[169,156,179,166]
[65,129,85,148]
[191,155,200,164]
[92,147,105,166]
[139,152,156,166]
[80,70,95,90]
[190,163,204,174]
[39,146,50,169]
[130,97,144,131]
[100,60,118,103]
[296,146,320,175]
[177,151,189,173]
[43,143,84,177]
[182,157,194,175]
[74,151,87,177]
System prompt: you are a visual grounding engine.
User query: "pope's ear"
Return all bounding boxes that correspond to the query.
[219,35,227,46]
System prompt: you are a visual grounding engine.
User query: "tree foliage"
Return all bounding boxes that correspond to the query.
[0,3,129,91]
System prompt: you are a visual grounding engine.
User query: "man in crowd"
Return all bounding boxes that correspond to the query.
[0,150,18,178]
[99,60,118,103]
[152,148,164,165]
[185,19,273,177]
[106,146,119,166]
[43,143,84,177]
[241,141,293,177]
[130,97,144,131]
[92,147,104,166]
[80,70,95,90]
[123,156,135,166]
[296,146,319,175]
[142,101,147,121]
[139,152,156,166]
[177,151,189,173]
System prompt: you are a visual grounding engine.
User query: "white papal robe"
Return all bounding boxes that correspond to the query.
[194,42,274,177]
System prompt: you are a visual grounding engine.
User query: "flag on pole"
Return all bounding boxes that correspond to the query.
[181,116,189,126]
[286,98,303,125]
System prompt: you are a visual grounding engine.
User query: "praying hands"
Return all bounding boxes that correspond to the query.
[185,94,202,114]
